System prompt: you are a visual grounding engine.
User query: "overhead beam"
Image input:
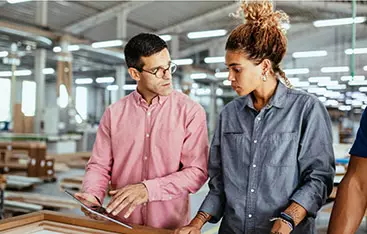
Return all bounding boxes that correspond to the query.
[155,2,239,35]
[179,37,227,58]
[64,1,153,35]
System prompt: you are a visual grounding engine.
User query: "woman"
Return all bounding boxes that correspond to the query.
[175,1,335,233]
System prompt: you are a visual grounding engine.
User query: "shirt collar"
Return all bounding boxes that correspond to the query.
[240,81,288,110]
[132,90,169,106]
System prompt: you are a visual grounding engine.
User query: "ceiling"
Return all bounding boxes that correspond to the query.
[0,0,366,109]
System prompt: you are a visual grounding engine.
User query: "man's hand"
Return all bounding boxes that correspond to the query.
[174,226,201,234]
[74,192,105,221]
[270,219,292,234]
[106,183,148,218]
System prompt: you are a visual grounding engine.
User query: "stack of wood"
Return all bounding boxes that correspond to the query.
[12,104,34,134]
[48,151,91,169]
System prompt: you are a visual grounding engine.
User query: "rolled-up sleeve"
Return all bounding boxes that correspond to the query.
[82,107,113,203]
[199,114,226,223]
[290,100,335,217]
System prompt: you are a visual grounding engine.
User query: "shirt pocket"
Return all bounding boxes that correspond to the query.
[222,132,251,167]
[263,132,298,166]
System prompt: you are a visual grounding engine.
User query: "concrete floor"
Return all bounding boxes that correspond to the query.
[30,169,367,234]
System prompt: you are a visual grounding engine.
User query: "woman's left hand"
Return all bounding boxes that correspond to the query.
[270,219,292,234]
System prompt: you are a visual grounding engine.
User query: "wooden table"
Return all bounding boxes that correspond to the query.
[0,210,173,234]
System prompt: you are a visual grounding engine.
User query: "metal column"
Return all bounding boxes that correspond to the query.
[115,11,127,101]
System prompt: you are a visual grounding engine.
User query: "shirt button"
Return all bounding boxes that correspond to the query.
[257,117,261,121]
[168,196,172,200]
[248,214,252,218]
[251,189,255,193]
[253,164,257,168]
[143,203,146,206]
[254,140,257,143]
[147,112,151,116]
[146,134,150,138]
[144,157,147,160]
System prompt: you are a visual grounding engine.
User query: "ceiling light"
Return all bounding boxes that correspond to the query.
[187,29,227,39]
[345,48,367,55]
[7,0,32,3]
[123,84,137,90]
[75,78,93,85]
[318,97,327,102]
[160,35,172,42]
[364,66,367,71]
[53,45,80,53]
[0,70,32,76]
[107,85,119,91]
[349,80,367,86]
[96,77,115,83]
[313,17,366,27]
[215,72,229,78]
[293,81,310,87]
[92,40,123,49]
[292,50,327,58]
[359,87,367,92]
[321,66,349,73]
[0,51,8,57]
[339,105,352,111]
[318,80,338,86]
[284,68,309,75]
[223,80,231,86]
[190,73,207,79]
[327,84,347,90]
[43,68,55,75]
[204,56,225,64]
[172,59,193,65]
[341,75,365,81]
[308,76,331,83]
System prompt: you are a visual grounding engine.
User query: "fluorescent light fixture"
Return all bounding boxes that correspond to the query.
[7,0,32,3]
[0,51,8,57]
[215,72,229,78]
[364,66,367,71]
[187,29,227,39]
[349,80,367,86]
[324,91,341,99]
[313,17,366,27]
[292,50,327,58]
[359,87,367,92]
[204,56,225,64]
[123,84,137,90]
[325,99,339,106]
[284,68,309,75]
[0,70,32,76]
[288,78,300,83]
[352,100,363,106]
[363,105,367,110]
[318,97,327,102]
[192,83,199,89]
[293,81,310,87]
[107,85,119,91]
[190,73,207,79]
[327,84,347,90]
[216,88,223,96]
[321,66,349,73]
[308,87,327,94]
[43,68,55,75]
[75,78,93,85]
[96,77,115,83]
[196,88,211,95]
[160,35,172,41]
[172,59,193,65]
[223,80,231,86]
[53,45,80,53]
[339,105,352,111]
[92,40,123,49]
[345,48,367,55]
[318,80,338,86]
[308,76,331,83]
[341,75,365,81]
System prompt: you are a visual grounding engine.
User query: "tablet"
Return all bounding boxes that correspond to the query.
[64,190,133,229]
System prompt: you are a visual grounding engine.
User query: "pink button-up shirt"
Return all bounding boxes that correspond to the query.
[82,90,209,229]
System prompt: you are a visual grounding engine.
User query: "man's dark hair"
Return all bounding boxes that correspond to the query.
[124,33,168,70]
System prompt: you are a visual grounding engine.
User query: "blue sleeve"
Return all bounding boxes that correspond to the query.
[350,109,367,157]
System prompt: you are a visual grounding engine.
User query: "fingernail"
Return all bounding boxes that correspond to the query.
[124,215,128,219]
[106,209,111,213]
[113,212,117,216]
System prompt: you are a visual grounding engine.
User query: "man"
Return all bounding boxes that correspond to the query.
[75,33,209,229]
[328,109,367,234]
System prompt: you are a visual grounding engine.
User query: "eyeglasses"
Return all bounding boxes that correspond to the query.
[139,62,177,79]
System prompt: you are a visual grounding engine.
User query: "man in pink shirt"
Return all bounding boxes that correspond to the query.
[75,33,209,229]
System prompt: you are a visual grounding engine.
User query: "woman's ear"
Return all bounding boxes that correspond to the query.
[261,59,273,75]
[128,67,141,82]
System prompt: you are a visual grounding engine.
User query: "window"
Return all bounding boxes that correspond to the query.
[76,86,88,120]
[22,80,36,116]
[0,78,11,121]
[58,84,69,108]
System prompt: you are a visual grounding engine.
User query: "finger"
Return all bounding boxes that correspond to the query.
[111,195,134,216]
[108,189,119,195]
[106,191,131,214]
[123,202,138,218]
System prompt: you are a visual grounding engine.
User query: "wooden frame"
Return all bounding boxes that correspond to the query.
[0,211,172,234]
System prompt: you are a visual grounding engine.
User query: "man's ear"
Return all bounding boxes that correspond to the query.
[128,67,141,82]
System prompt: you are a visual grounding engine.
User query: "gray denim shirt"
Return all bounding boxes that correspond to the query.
[200,82,335,234]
